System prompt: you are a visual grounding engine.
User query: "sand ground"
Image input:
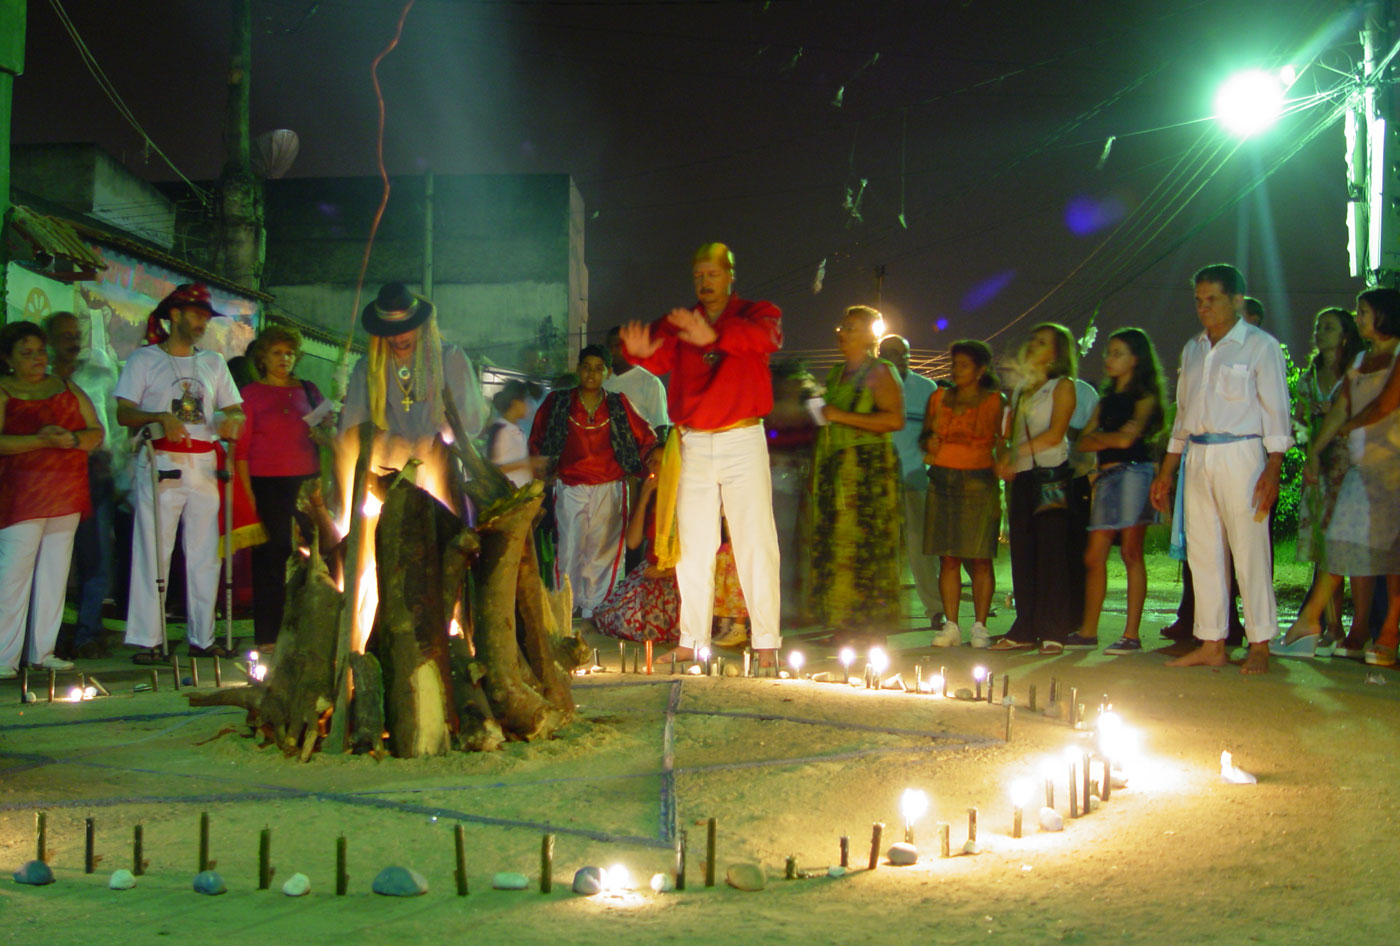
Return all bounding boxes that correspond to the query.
[2,545,1395,946]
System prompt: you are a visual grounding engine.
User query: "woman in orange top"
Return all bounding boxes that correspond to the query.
[921,340,1005,648]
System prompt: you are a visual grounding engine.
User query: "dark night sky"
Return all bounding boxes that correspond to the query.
[11,0,1367,376]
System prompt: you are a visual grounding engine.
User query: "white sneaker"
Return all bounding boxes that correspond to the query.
[931,622,962,647]
[970,623,992,649]
[0,665,17,679]
[36,655,75,670]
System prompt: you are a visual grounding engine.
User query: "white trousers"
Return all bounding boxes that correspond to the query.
[555,481,627,618]
[676,424,781,650]
[1182,439,1277,643]
[0,514,80,670]
[125,450,221,648]
[902,474,940,622]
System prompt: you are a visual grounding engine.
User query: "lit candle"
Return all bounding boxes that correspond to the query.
[900,788,929,844]
[619,641,626,673]
[1068,687,1079,728]
[839,834,849,867]
[788,651,805,679]
[632,647,640,675]
[930,672,945,697]
[914,665,923,693]
[870,648,889,688]
[1010,778,1034,839]
[455,824,468,895]
[540,833,554,893]
[937,822,950,858]
[48,668,56,702]
[133,824,144,876]
[36,811,47,863]
[940,665,948,698]
[699,646,712,677]
[966,807,978,844]
[742,649,751,677]
[670,651,677,675]
[973,666,986,701]
[645,641,654,675]
[1066,748,1080,818]
[840,647,856,684]
[213,656,223,687]
[258,827,272,890]
[867,822,884,870]
[190,658,200,688]
[1004,703,1015,742]
[198,812,210,873]
[1001,674,1009,703]
[1049,676,1059,704]
[1028,683,1037,712]
[675,829,687,890]
[1082,751,1092,814]
[171,655,182,691]
[19,667,27,704]
[1041,759,1056,809]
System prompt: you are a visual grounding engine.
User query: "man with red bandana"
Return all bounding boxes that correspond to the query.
[620,243,782,665]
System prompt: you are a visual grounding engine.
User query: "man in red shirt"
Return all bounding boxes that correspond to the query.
[530,345,657,621]
[620,243,783,665]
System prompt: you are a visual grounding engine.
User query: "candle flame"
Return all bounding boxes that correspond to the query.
[839,646,855,667]
[900,787,929,825]
[67,687,83,702]
[1010,777,1035,807]
[869,647,889,674]
[788,651,805,671]
[972,665,987,681]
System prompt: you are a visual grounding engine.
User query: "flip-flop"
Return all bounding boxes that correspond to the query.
[1268,633,1318,658]
[1365,645,1398,667]
[988,638,1035,651]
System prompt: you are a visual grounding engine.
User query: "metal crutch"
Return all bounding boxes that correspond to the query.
[217,440,235,653]
[141,429,171,656]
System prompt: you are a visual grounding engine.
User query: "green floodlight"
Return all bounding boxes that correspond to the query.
[1214,69,1286,137]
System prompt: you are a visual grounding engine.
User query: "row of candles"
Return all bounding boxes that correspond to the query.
[16,652,266,706]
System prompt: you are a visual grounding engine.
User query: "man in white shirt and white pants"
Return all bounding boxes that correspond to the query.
[1150,264,1292,675]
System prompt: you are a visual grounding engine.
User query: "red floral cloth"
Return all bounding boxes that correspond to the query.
[0,387,91,529]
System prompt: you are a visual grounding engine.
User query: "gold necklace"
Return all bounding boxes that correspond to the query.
[392,360,415,412]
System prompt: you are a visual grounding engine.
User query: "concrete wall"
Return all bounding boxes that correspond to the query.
[262,173,583,375]
[12,144,175,248]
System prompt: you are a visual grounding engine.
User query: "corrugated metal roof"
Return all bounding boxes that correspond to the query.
[8,204,108,275]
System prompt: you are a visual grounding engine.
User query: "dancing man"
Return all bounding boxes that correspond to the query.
[1150,264,1292,675]
[620,243,782,665]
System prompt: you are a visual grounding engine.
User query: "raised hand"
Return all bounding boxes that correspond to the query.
[620,320,662,361]
[666,308,717,347]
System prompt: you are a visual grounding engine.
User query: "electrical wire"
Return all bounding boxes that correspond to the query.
[43,0,211,205]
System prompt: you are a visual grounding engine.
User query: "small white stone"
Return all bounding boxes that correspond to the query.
[649,872,674,893]
[281,872,310,897]
[827,866,847,878]
[962,840,980,855]
[108,869,136,890]
[725,863,766,891]
[886,842,918,865]
[492,872,529,890]
[23,690,37,703]
[685,665,704,675]
[777,670,791,679]
[722,663,740,677]
[1038,807,1064,832]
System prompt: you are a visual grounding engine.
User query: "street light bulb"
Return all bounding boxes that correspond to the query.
[1215,69,1285,137]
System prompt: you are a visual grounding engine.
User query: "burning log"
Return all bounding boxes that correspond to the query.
[368,471,463,757]
[186,527,341,758]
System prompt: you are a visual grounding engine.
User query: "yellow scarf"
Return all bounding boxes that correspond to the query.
[651,428,683,569]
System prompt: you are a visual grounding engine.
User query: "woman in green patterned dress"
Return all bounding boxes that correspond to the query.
[810,306,906,644]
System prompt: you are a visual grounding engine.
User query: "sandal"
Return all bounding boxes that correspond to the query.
[1268,630,1318,658]
[1364,644,1398,667]
[1039,641,1065,655]
[130,647,168,665]
[988,638,1035,651]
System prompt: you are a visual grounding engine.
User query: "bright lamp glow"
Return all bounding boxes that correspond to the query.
[839,647,855,667]
[1010,777,1035,808]
[1214,70,1285,137]
[871,317,886,337]
[869,647,889,675]
[788,651,805,673]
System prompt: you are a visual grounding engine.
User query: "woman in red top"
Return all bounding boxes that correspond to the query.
[0,322,103,678]
[234,326,331,648]
[921,340,1006,649]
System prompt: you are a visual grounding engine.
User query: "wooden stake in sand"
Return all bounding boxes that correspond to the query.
[455,825,469,895]
[149,668,159,693]
[198,812,210,873]
[190,658,200,688]
[171,655,182,691]
[258,827,272,889]
[705,818,717,887]
[336,835,348,895]
[36,811,47,862]
[839,835,849,868]
[540,834,555,893]
[867,822,884,870]
[213,656,223,687]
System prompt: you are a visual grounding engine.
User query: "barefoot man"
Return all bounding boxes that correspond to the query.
[1149,264,1292,674]
[620,243,783,667]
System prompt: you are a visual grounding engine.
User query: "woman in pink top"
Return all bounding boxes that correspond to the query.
[235,326,331,647]
[920,340,1006,648]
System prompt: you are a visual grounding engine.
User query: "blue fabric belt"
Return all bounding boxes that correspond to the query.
[1187,433,1261,445]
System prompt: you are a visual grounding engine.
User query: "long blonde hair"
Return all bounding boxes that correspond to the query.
[366,312,446,432]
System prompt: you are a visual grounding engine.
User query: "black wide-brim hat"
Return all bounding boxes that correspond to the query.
[361,282,434,337]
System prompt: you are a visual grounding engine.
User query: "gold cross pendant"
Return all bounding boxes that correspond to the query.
[401,393,414,412]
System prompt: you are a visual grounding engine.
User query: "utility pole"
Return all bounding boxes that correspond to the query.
[214,0,262,289]
[1348,0,1400,287]
[0,0,26,316]
[874,264,887,306]
[422,170,434,298]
